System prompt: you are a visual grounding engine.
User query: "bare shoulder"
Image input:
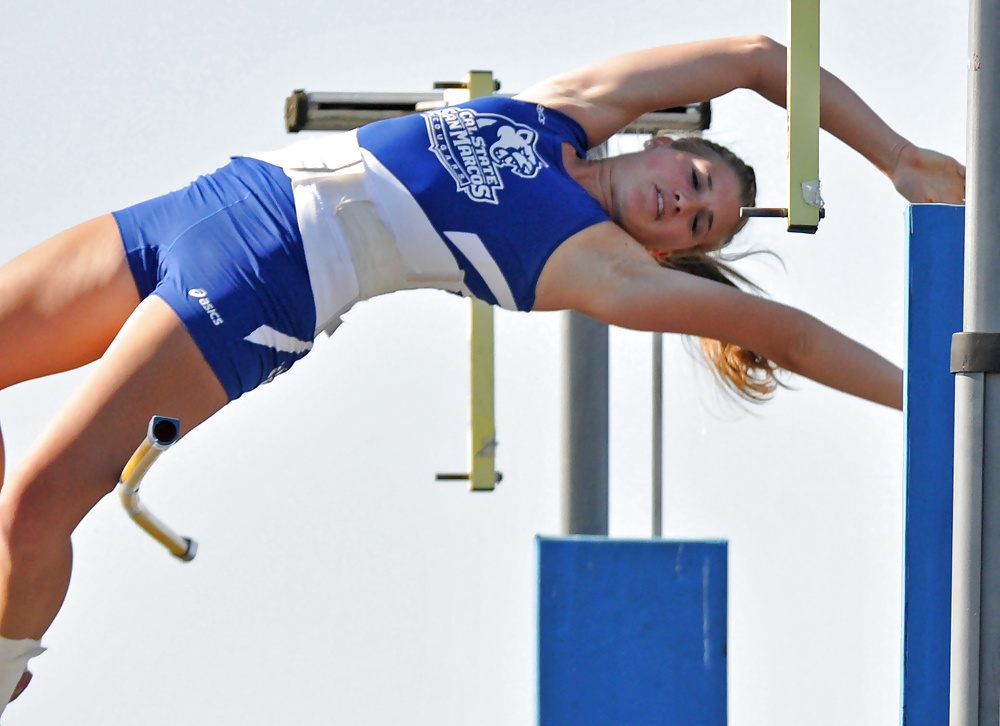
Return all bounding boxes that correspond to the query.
[513,83,607,148]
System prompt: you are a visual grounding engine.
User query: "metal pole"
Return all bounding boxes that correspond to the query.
[652,332,663,537]
[951,1,1000,724]
[562,311,609,536]
[562,142,610,537]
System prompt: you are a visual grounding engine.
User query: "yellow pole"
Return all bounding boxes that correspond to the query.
[118,416,197,561]
[469,295,497,491]
[787,0,822,233]
[444,71,500,492]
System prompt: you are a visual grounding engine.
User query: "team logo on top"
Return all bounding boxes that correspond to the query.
[425,107,547,204]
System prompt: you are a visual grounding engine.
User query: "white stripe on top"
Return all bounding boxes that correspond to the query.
[442,231,517,310]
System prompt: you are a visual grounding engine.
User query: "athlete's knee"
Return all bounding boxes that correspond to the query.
[0,464,110,564]
[0,495,63,573]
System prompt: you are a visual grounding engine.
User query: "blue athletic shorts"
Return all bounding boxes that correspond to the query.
[114,157,317,401]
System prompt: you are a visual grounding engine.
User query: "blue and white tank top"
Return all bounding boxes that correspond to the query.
[250,97,610,335]
[357,96,609,310]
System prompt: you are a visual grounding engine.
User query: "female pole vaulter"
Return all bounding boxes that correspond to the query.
[0,35,964,712]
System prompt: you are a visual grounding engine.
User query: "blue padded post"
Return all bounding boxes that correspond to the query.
[538,537,727,726]
[901,204,965,726]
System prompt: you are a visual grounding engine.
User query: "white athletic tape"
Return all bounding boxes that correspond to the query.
[0,636,44,715]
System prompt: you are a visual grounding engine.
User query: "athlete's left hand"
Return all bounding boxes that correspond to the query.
[890,144,966,204]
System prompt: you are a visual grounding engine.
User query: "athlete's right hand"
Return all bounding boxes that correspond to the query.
[890,144,966,204]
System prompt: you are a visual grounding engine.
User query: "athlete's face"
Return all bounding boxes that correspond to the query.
[608,138,743,259]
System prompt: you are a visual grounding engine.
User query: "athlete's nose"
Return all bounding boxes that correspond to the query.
[674,191,697,216]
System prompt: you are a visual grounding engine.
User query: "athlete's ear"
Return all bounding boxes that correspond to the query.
[644,135,675,151]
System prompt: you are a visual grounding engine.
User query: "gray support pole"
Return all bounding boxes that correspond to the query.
[562,311,609,535]
[562,142,610,537]
[951,2,1000,724]
[652,332,664,537]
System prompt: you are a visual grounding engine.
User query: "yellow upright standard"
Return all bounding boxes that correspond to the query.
[444,71,500,492]
[787,0,822,233]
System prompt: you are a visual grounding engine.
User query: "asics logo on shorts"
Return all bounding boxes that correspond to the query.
[188,288,224,326]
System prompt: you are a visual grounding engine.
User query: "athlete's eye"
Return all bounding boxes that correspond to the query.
[691,168,700,190]
[691,213,699,236]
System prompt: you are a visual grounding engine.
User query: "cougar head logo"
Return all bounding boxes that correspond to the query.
[489,125,541,177]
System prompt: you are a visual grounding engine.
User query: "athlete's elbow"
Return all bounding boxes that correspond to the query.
[741,35,785,94]
[743,34,782,54]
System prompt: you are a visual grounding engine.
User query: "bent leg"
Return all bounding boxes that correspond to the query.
[0,214,140,482]
[0,294,227,641]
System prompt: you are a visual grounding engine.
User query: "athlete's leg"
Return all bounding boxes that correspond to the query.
[0,293,227,641]
[0,214,140,483]
[0,293,227,709]
[0,292,228,714]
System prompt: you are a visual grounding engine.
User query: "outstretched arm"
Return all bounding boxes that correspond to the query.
[534,222,903,409]
[517,36,763,145]
[741,36,965,204]
[517,35,964,203]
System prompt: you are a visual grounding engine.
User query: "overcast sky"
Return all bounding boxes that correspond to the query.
[0,1,969,724]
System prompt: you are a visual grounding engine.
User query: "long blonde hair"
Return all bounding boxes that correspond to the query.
[660,138,781,403]
[660,253,781,402]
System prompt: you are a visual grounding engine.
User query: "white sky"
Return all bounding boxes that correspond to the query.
[0,1,969,724]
